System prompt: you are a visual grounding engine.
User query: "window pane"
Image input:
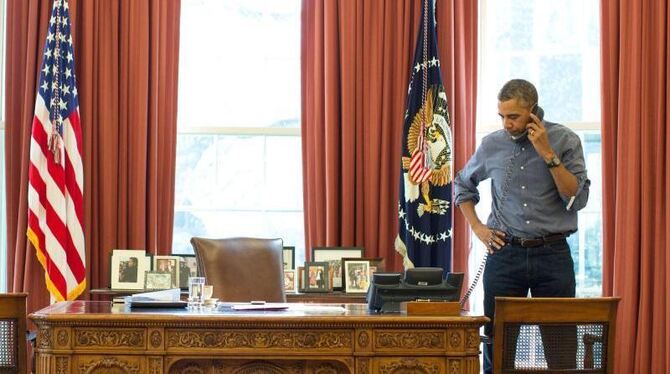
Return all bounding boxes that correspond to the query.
[478,0,601,128]
[569,131,602,297]
[178,0,301,128]
[173,134,304,261]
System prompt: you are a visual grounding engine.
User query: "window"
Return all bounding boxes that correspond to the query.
[174,1,304,264]
[468,0,602,314]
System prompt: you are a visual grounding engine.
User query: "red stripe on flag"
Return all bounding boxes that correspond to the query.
[27,210,67,297]
[68,111,83,154]
[29,147,86,291]
[28,163,69,253]
[64,153,84,225]
[64,226,86,283]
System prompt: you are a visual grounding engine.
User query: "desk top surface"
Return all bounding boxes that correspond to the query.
[30,301,487,327]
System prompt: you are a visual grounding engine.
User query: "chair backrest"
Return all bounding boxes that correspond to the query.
[190,237,286,302]
[0,293,28,374]
[493,297,620,374]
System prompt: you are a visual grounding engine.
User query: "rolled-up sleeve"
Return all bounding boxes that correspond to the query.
[454,146,487,206]
[559,133,590,211]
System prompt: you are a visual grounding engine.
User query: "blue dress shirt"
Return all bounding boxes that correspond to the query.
[454,121,590,238]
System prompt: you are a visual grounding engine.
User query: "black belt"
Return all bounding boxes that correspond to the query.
[507,233,567,248]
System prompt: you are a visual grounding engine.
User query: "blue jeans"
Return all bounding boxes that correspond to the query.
[482,239,576,374]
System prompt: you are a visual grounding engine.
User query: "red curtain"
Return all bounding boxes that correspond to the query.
[5,0,181,314]
[301,0,477,272]
[601,1,670,372]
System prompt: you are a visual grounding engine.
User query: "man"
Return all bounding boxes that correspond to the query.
[454,79,590,373]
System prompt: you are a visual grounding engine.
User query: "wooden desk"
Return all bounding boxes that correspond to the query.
[30,301,487,374]
[90,288,367,304]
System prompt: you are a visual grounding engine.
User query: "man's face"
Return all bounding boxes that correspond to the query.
[498,98,533,137]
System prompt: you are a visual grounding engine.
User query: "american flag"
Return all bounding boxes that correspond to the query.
[27,0,86,301]
[395,0,453,272]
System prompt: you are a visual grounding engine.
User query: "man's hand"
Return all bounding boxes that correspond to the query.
[473,223,506,254]
[526,113,554,161]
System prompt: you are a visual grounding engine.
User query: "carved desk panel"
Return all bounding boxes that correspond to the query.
[30,301,487,374]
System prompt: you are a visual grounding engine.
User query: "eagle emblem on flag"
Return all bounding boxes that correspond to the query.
[402,86,452,217]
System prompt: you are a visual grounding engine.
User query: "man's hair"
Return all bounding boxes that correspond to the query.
[498,79,538,108]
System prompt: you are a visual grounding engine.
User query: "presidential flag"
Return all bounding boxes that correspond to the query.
[27,0,86,301]
[395,0,453,271]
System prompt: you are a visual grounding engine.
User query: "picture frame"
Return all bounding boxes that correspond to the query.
[311,246,364,290]
[283,269,297,293]
[110,249,151,290]
[297,266,305,292]
[144,271,173,290]
[342,257,384,287]
[152,255,181,289]
[303,262,329,292]
[174,254,198,289]
[282,246,295,270]
[343,260,371,293]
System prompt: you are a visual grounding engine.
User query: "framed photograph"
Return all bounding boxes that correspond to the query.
[342,257,384,286]
[144,271,173,290]
[297,266,305,291]
[343,260,371,293]
[175,254,199,289]
[152,255,181,288]
[311,246,364,290]
[282,246,295,270]
[303,261,329,292]
[110,249,151,290]
[283,269,297,293]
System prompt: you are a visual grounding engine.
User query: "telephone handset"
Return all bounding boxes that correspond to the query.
[510,103,544,140]
[529,103,544,122]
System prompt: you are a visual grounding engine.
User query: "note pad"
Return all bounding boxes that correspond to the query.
[229,303,290,311]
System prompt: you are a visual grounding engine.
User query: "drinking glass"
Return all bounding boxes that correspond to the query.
[187,276,206,309]
[203,285,213,300]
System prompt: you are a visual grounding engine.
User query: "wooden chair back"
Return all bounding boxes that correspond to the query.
[0,293,28,374]
[493,297,620,374]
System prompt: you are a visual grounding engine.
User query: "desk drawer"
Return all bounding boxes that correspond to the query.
[74,355,146,373]
[166,328,353,354]
[73,327,145,351]
[374,330,446,353]
[371,357,446,374]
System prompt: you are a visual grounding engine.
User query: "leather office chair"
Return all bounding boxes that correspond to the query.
[0,293,28,374]
[190,237,286,302]
[493,297,620,374]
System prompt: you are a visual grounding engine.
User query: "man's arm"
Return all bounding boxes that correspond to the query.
[458,200,506,254]
[545,158,579,197]
[454,140,506,253]
[526,114,580,197]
